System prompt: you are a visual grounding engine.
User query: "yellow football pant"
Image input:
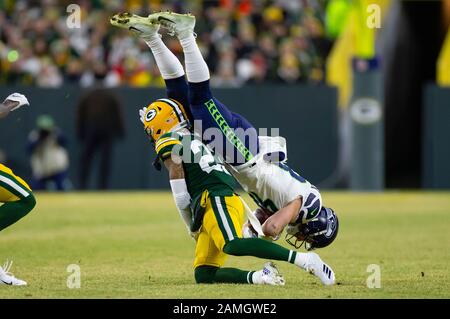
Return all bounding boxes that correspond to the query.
[0,164,32,202]
[193,192,246,269]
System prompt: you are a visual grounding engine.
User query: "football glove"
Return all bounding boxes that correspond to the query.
[4,93,30,111]
[139,107,147,124]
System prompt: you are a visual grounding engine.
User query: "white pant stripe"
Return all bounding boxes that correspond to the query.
[0,175,29,197]
[215,197,234,241]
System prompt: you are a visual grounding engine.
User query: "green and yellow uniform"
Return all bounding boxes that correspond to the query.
[156,131,247,269]
[140,99,306,285]
[0,164,32,202]
[155,130,304,284]
[0,164,36,231]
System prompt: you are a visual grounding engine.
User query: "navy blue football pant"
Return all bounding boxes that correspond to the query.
[165,77,259,165]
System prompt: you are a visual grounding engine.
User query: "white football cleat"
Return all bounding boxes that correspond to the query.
[304,252,335,286]
[0,260,27,286]
[261,262,285,286]
[110,12,160,39]
[148,12,195,37]
[4,93,30,111]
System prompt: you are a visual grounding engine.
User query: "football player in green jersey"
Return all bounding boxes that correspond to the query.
[0,93,35,286]
[139,98,335,286]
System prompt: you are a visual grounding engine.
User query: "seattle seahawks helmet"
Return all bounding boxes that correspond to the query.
[285,207,339,250]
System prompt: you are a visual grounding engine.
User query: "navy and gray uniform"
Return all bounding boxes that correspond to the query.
[164,77,321,223]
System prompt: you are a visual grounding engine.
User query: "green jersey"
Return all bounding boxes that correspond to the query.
[155,131,237,229]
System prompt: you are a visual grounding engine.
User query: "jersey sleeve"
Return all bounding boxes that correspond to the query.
[155,132,183,160]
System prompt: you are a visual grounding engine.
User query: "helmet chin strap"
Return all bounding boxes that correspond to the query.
[285,233,315,251]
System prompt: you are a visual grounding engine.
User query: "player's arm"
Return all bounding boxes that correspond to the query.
[0,100,18,119]
[163,156,191,216]
[156,132,197,238]
[262,198,302,238]
[0,93,30,119]
[163,156,195,237]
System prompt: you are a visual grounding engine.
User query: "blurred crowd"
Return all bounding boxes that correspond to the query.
[0,0,334,88]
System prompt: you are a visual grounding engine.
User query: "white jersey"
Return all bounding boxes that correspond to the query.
[226,136,322,225]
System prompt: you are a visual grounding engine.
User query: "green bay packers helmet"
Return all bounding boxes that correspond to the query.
[140,98,190,142]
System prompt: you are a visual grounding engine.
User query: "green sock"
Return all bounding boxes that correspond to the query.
[0,194,36,231]
[195,265,254,284]
[223,238,297,264]
[215,268,254,284]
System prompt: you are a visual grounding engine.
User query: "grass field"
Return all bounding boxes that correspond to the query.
[0,191,449,298]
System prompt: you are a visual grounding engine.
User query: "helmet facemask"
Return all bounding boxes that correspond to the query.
[285,207,339,250]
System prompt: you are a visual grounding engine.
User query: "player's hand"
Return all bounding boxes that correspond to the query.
[4,93,30,111]
[139,107,147,124]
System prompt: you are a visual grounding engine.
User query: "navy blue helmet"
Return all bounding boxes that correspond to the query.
[285,207,339,250]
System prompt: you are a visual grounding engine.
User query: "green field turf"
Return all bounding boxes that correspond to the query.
[0,191,449,298]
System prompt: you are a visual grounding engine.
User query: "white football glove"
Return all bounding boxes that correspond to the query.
[4,93,30,111]
[139,107,147,124]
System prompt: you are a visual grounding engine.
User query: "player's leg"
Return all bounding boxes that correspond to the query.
[207,194,335,285]
[194,197,284,285]
[148,12,247,116]
[0,164,35,286]
[110,13,190,111]
[149,13,217,106]
[193,228,253,284]
[0,164,36,232]
[147,12,259,163]
[194,263,283,285]
[142,28,190,109]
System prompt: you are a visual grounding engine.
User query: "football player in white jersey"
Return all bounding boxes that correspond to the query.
[110,12,339,251]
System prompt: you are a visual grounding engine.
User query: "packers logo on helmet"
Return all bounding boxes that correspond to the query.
[145,109,157,122]
[141,98,189,142]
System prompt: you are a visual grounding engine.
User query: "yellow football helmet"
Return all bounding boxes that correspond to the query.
[140,98,189,142]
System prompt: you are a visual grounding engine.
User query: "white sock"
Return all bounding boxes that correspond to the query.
[178,33,210,83]
[251,270,264,285]
[294,252,309,270]
[144,34,185,80]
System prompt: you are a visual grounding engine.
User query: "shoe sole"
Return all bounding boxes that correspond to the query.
[148,12,195,29]
[110,13,155,29]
